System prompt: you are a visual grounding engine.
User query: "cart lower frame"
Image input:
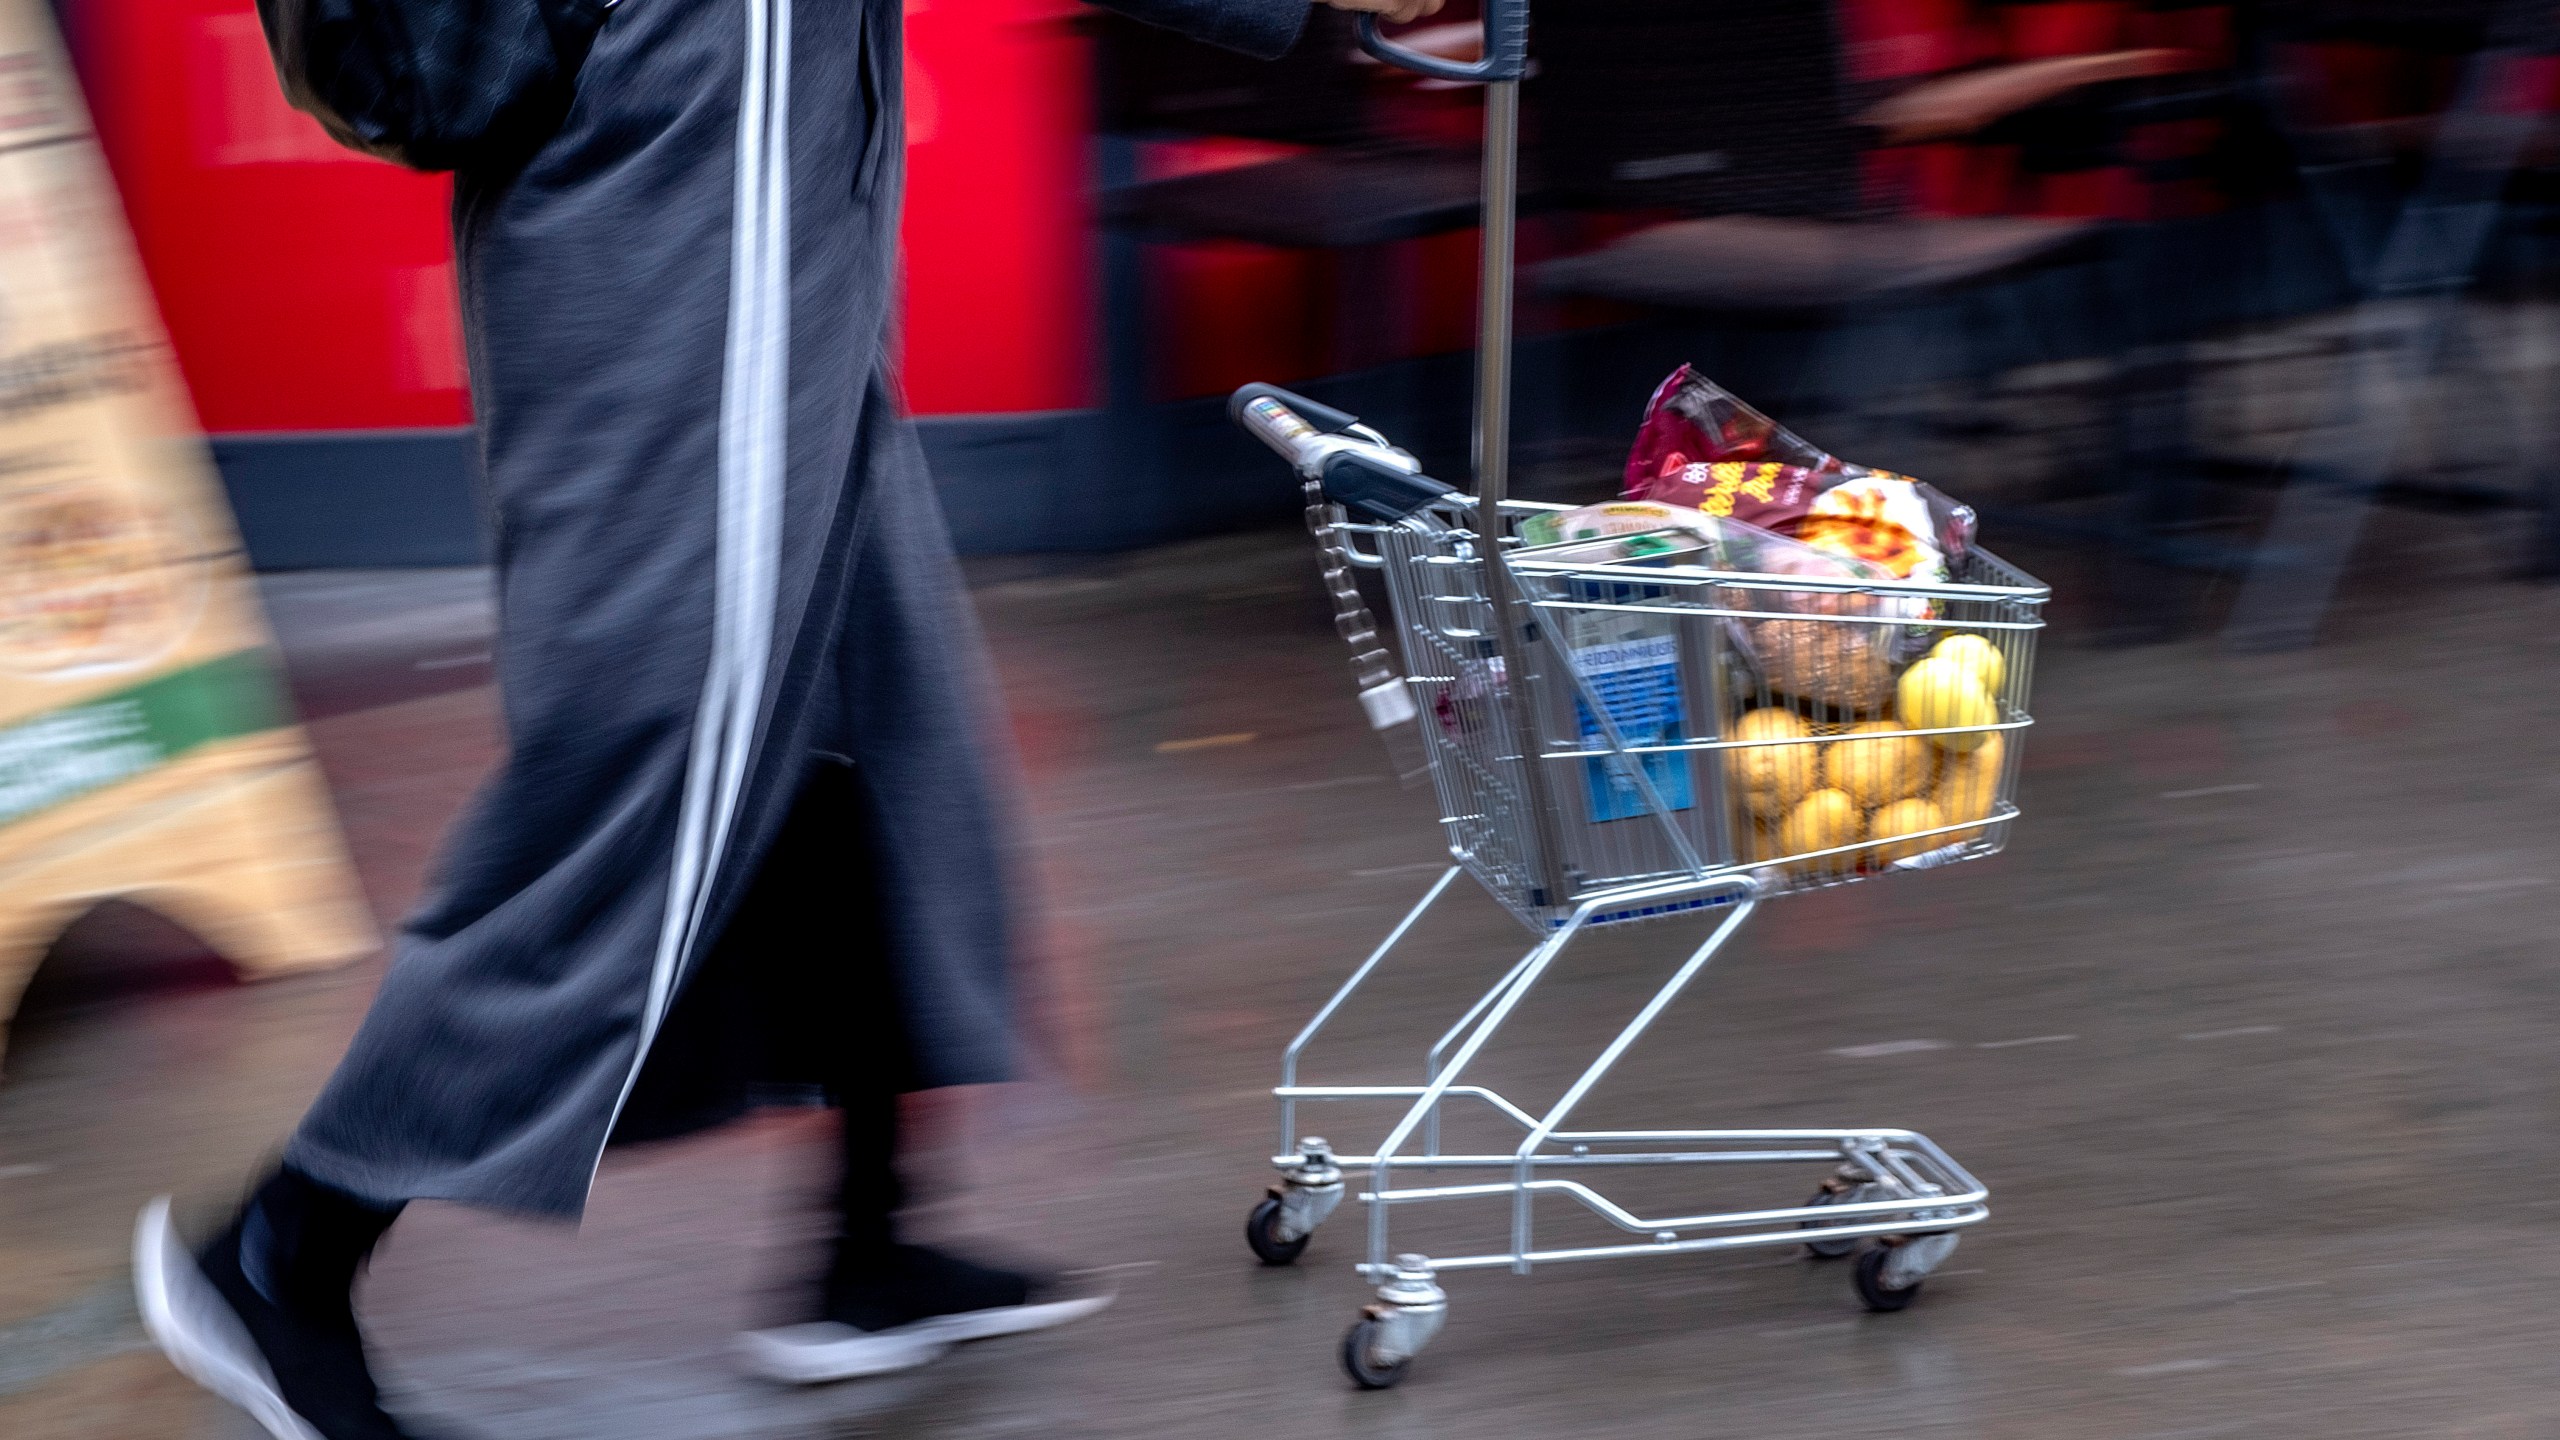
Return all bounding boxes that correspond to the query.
[1251,865,1989,1384]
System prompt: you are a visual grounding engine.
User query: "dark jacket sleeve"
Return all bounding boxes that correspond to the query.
[1088,0,1314,61]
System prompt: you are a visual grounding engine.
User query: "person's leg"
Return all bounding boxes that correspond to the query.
[736,944,1107,1386]
[818,1086,1035,1332]
[138,0,842,1427]
[134,1169,408,1439]
[828,1067,903,1278]
[737,1086,1109,1384]
[723,763,1102,1385]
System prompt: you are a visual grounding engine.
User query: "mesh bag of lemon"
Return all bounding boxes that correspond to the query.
[1722,603,2020,885]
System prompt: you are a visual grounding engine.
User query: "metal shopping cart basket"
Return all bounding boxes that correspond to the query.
[1224,0,2049,1391]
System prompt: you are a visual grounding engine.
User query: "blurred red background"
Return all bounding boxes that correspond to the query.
[68,0,1099,432]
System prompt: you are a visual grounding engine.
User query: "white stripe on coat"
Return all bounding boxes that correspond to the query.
[597,0,792,1186]
[690,0,790,974]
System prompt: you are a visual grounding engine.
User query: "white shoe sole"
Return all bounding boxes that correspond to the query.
[132,1197,323,1440]
[734,1323,951,1385]
[915,1292,1114,1342]
[738,1291,1113,1385]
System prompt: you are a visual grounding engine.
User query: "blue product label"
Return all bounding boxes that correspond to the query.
[1570,629,1694,823]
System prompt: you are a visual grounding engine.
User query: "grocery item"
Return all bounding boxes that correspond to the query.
[1896,657,1997,753]
[1822,720,1928,808]
[1602,374,1955,707]
[1726,707,1816,819]
[1566,609,1693,824]
[1778,787,1862,869]
[1927,632,2005,696]
[1700,519,1904,711]
[1935,731,2005,842]
[1868,797,1948,864]
[1521,500,1909,590]
[1513,488,1913,715]
[1518,500,1719,559]
[1743,609,1896,713]
[1796,474,1957,585]
[1623,366,1975,588]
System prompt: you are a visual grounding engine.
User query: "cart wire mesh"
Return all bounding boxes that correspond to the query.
[1343,499,2048,932]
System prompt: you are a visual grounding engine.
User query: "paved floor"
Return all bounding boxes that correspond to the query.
[7,499,2560,1437]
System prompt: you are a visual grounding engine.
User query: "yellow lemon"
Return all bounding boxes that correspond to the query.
[1778,788,1863,876]
[1897,656,1996,753]
[1928,633,2005,696]
[1868,797,1947,864]
[1727,707,1816,819]
[1935,731,2005,842]
[1822,720,1928,807]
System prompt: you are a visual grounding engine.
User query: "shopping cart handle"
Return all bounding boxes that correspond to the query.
[1356,0,1528,85]
[1230,380,1450,518]
[1228,382,1362,437]
[1322,448,1457,523]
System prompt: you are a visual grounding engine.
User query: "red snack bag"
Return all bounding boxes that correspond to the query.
[1624,364,1844,487]
[1623,366,1976,585]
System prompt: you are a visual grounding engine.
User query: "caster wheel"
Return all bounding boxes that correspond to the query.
[1246,1194,1310,1266]
[1341,1318,1410,1389]
[1801,1183,1866,1259]
[1854,1243,1922,1312]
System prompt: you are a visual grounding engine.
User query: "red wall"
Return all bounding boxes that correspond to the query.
[900,0,1095,414]
[74,0,1097,431]
[77,0,467,432]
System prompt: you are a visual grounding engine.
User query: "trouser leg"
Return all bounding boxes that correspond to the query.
[239,1167,405,1316]
[170,1168,411,1436]
[830,1054,904,1275]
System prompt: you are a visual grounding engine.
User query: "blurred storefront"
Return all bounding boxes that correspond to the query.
[56,0,1117,563]
[65,0,2527,588]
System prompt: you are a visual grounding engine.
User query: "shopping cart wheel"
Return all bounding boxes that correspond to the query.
[1853,1243,1923,1312]
[1341,1318,1411,1390]
[1246,1195,1311,1266]
[1800,1183,1868,1259]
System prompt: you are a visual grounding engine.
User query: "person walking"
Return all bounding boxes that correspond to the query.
[131,0,1441,1434]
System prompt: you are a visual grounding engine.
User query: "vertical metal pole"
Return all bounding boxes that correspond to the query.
[1474,81,1520,536]
[1474,79,1573,909]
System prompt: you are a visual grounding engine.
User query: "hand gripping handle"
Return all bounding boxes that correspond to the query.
[1356,0,1528,85]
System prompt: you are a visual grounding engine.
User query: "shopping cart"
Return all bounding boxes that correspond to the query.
[1226,0,2049,1391]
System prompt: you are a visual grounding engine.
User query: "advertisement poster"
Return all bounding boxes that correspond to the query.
[1567,610,1695,824]
[0,0,371,1067]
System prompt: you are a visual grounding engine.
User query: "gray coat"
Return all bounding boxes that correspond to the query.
[286,0,1312,1217]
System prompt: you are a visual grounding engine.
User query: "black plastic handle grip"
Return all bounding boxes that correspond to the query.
[1355,0,1529,85]
[1321,449,1458,523]
[1228,382,1362,437]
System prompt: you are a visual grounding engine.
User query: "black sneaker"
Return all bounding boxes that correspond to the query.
[133,1196,411,1440]
[735,1243,1111,1385]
